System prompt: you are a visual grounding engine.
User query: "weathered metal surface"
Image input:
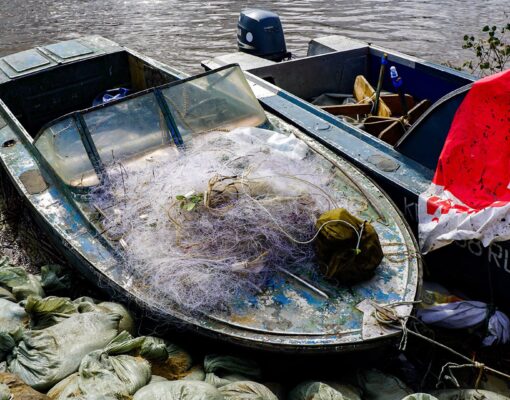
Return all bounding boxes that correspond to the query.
[0,37,421,352]
[19,169,48,194]
[202,36,510,311]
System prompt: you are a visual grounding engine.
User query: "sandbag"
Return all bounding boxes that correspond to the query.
[39,265,72,295]
[401,395,438,400]
[133,380,223,400]
[48,331,150,399]
[23,296,134,333]
[0,372,50,399]
[23,296,77,330]
[75,300,134,334]
[204,355,261,388]
[0,333,17,363]
[8,312,120,390]
[0,258,44,300]
[48,373,118,400]
[181,366,206,381]
[0,288,15,302]
[149,375,168,384]
[356,369,412,400]
[431,389,510,400]
[0,298,27,334]
[315,208,383,284]
[289,381,361,400]
[219,381,278,400]
[140,337,193,380]
[0,383,9,400]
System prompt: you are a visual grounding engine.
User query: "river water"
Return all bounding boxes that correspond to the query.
[0,0,508,73]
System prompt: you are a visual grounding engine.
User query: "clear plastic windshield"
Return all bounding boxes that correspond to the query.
[34,65,267,188]
[35,118,99,186]
[83,92,170,164]
[162,66,267,140]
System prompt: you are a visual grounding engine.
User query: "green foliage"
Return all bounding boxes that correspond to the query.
[460,22,510,76]
[176,192,204,211]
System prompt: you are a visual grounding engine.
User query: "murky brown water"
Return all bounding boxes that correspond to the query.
[0,0,508,73]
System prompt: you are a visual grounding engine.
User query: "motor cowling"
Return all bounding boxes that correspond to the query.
[237,9,290,61]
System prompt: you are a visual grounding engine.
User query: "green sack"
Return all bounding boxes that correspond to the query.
[75,299,134,335]
[133,380,224,400]
[204,355,261,388]
[40,265,72,294]
[289,381,361,400]
[315,208,383,284]
[219,381,278,400]
[0,257,44,300]
[141,337,193,380]
[431,389,510,400]
[356,369,412,400]
[50,332,151,399]
[8,312,120,390]
[0,288,15,302]
[0,383,9,400]
[24,296,77,330]
[0,298,27,334]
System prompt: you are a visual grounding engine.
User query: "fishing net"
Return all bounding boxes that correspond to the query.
[89,127,362,313]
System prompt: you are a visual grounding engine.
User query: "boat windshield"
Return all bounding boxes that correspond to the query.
[34,65,267,188]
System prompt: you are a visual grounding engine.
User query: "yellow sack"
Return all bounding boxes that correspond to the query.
[354,75,391,118]
[315,208,383,284]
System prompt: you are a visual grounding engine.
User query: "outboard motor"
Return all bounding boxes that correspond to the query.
[237,9,290,61]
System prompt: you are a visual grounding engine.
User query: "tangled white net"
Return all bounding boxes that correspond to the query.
[89,127,357,313]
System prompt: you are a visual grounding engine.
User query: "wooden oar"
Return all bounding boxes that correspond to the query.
[371,53,388,115]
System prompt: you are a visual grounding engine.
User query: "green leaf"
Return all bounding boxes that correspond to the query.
[175,195,185,201]
[185,203,196,211]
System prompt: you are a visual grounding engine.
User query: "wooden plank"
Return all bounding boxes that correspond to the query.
[407,99,431,124]
[380,94,415,115]
[320,103,372,116]
[378,120,406,145]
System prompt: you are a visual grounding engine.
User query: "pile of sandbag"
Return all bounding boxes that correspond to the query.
[1,258,508,400]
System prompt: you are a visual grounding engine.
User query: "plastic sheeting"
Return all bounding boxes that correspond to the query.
[419,69,510,253]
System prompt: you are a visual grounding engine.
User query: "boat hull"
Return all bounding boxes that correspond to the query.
[0,37,421,352]
[201,37,510,310]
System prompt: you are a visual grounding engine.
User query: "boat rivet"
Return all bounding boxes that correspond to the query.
[2,139,16,148]
[315,122,331,131]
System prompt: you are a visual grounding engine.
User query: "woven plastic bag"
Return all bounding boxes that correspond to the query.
[133,380,223,400]
[289,381,361,400]
[204,355,261,388]
[0,257,44,300]
[8,312,120,390]
[219,381,278,400]
[48,331,150,399]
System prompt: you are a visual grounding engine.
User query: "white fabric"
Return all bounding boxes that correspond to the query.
[418,184,510,253]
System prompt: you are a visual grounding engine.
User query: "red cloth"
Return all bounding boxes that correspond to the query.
[432,69,510,210]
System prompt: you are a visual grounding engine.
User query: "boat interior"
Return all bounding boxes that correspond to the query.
[0,38,268,193]
[242,42,475,170]
[0,37,180,137]
[33,65,267,190]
